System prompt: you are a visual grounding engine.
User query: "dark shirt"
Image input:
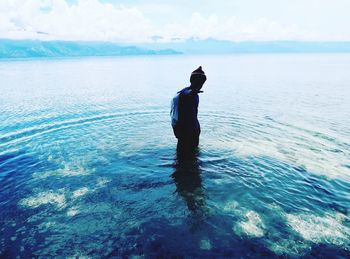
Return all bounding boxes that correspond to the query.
[177,87,200,137]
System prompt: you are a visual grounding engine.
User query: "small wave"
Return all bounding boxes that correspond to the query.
[0,109,167,149]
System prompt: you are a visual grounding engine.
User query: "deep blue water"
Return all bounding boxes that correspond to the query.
[0,54,350,258]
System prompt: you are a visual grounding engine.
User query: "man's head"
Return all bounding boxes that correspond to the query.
[190,66,206,92]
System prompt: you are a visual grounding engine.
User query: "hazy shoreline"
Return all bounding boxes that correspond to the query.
[2,39,350,60]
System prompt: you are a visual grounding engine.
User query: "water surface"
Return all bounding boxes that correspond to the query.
[1,54,350,257]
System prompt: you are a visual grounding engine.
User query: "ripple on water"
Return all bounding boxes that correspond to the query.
[2,108,349,257]
[1,55,350,257]
[201,112,350,181]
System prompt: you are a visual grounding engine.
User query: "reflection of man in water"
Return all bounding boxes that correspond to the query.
[171,66,207,149]
[172,148,206,216]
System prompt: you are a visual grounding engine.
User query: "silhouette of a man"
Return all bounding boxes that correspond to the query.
[172,66,206,149]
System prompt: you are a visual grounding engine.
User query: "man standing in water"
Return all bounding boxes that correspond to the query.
[171,66,207,149]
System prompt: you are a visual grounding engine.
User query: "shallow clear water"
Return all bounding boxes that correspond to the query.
[1,54,350,258]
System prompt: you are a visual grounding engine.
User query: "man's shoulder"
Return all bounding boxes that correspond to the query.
[178,87,194,97]
[178,87,192,96]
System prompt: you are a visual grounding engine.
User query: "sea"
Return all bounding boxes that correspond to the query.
[0,54,350,258]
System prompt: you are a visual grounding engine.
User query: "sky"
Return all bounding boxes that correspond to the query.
[1,0,350,43]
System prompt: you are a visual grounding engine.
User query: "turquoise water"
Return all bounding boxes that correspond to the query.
[0,54,350,258]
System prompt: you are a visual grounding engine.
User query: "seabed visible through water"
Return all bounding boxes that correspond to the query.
[0,54,350,257]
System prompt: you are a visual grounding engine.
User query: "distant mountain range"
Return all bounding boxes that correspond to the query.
[1,38,350,59]
[0,39,180,59]
[137,38,350,54]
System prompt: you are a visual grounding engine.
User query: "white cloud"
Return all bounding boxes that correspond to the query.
[0,0,347,42]
[0,0,153,42]
[158,13,305,42]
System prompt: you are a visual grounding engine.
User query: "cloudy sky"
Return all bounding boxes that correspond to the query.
[1,0,350,42]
